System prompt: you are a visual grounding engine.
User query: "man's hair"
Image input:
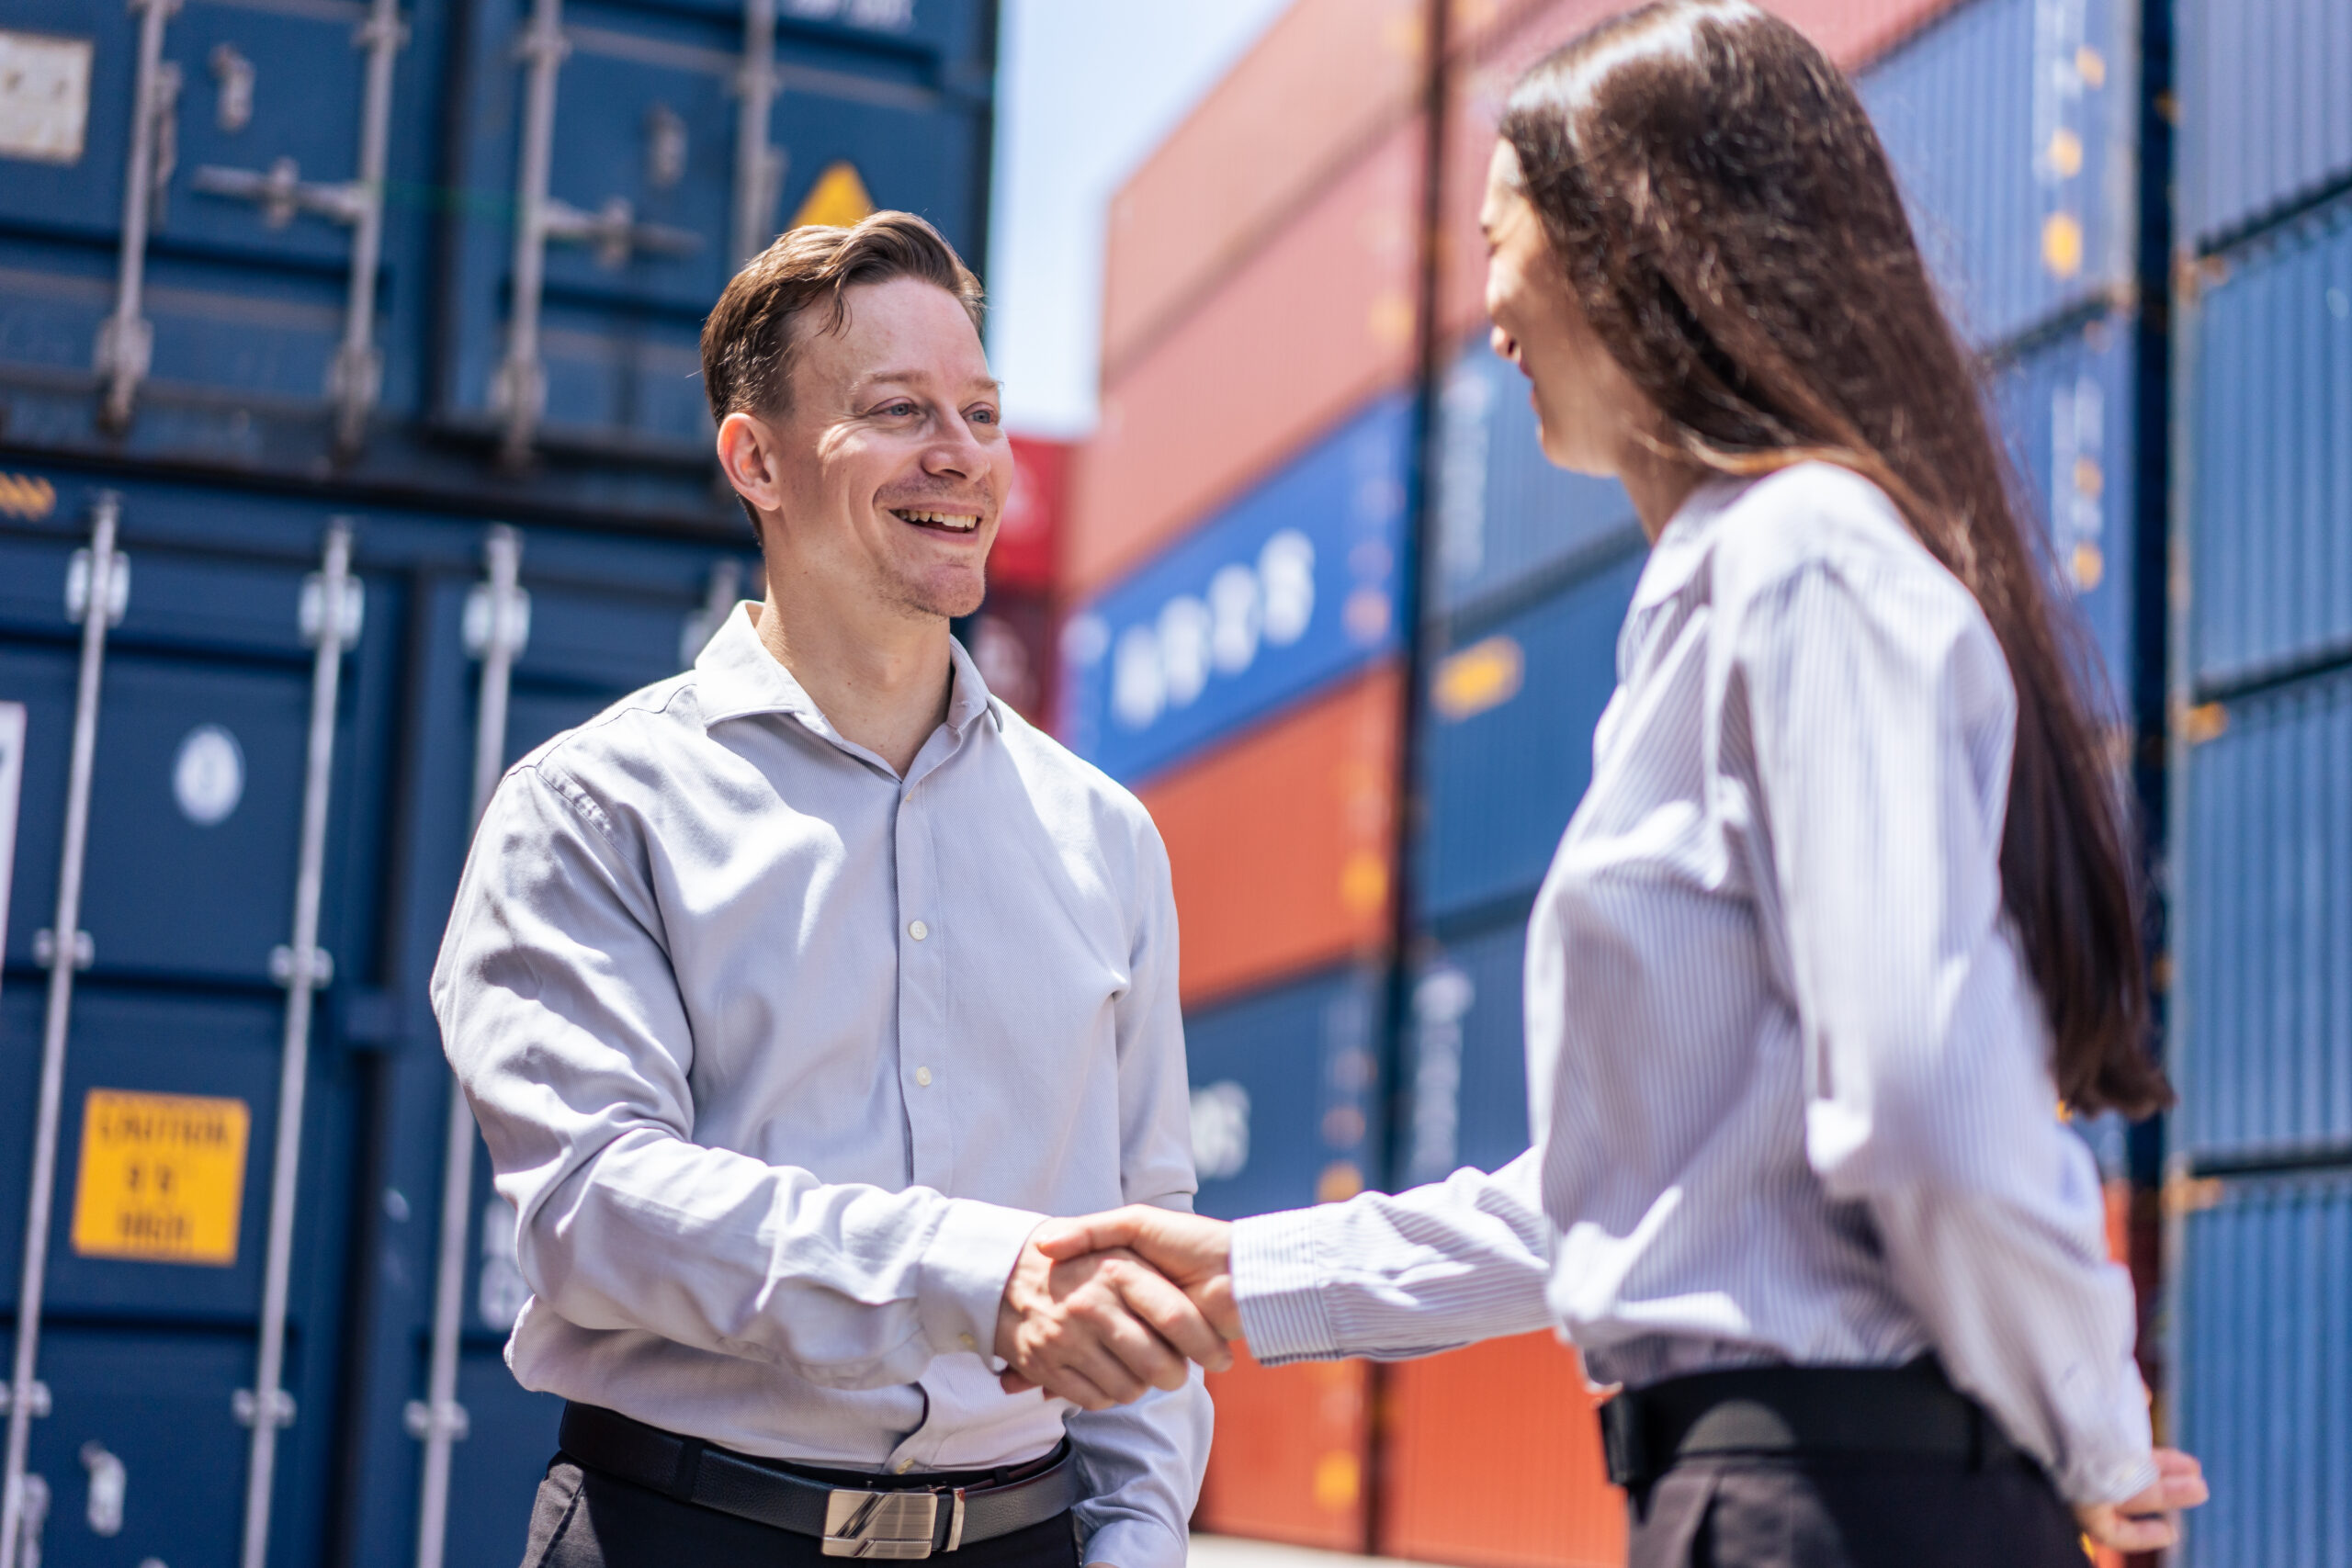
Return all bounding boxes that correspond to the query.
[702,210,984,429]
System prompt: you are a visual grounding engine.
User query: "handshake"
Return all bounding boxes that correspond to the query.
[992,1206,1240,1410]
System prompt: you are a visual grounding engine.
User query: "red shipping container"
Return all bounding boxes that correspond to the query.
[993,435,1066,593]
[1197,1346,1374,1552]
[1070,123,1426,600]
[1380,1333,1624,1568]
[1138,664,1401,1007]
[962,587,1055,727]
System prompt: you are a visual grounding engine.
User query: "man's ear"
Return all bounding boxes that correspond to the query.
[717,410,786,522]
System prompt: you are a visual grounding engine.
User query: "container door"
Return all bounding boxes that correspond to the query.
[0,486,392,1567]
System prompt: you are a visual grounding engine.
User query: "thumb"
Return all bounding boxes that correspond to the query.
[1032,1207,1148,1261]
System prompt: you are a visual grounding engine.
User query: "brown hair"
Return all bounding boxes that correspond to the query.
[700,210,985,535]
[1499,0,2167,1115]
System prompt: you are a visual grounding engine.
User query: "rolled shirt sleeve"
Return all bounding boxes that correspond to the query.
[1736,556,2156,1505]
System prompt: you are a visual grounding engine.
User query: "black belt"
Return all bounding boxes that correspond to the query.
[1599,1358,2032,1490]
[558,1403,1083,1558]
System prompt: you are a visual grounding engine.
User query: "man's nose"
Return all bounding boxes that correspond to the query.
[925,413,990,478]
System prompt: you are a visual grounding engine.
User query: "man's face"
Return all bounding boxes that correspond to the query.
[764,276,1012,621]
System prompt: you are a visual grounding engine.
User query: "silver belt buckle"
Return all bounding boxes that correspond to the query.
[822,1488,944,1559]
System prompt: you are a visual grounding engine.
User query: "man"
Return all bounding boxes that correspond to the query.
[432,211,1227,1568]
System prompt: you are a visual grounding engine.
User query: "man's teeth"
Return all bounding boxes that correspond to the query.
[896,509,980,532]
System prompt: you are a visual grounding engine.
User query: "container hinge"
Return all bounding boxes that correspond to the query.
[64,550,130,626]
[232,1388,297,1430]
[192,158,372,231]
[462,582,531,660]
[0,1385,50,1420]
[541,195,700,271]
[30,931,91,973]
[402,1398,470,1443]
[269,944,334,989]
[300,572,366,648]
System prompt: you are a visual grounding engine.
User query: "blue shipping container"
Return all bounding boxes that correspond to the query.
[1184,963,1385,1222]
[2175,663,2352,1167]
[1988,309,2139,715]
[1427,333,1634,622]
[2188,192,2352,693]
[1058,391,1411,786]
[1414,544,1645,925]
[2182,0,2352,250]
[2175,1169,2352,1568]
[1859,0,2136,349]
[1401,916,1531,1188]
[0,467,753,1568]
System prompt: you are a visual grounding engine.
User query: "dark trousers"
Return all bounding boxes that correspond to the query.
[519,1457,1083,1568]
[1628,1453,2088,1568]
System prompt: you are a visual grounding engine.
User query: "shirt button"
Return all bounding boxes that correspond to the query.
[908,919,929,942]
[960,1333,977,1351]
[895,1459,914,1474]
[915,1066,933,1088]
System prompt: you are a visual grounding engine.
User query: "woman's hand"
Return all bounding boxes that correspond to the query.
[2073,1448,2208,1552]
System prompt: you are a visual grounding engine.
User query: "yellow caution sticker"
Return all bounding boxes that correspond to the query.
[791,162,875,231]
[1431,634,1525,719]
[71,1089,251,1266]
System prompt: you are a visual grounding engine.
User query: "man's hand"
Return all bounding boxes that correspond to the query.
[994,1231,1231,1410]
[2074,1448,2208,1553]
[1029,1206,1240,1344]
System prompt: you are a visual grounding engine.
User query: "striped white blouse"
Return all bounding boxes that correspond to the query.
[1228,462,2158,1506]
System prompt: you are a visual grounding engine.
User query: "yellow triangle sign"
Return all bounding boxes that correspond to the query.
[792,162,876,230]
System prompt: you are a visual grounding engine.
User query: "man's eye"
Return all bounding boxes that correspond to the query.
[881,400,918,417]
[968,406,998,425]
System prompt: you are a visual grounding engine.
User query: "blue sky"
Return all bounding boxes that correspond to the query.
[986,0,1295,437]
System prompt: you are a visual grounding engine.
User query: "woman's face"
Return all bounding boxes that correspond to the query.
[1481,139,1650,478]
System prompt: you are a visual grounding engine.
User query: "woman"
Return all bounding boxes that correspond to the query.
[1025,4,2208,1563]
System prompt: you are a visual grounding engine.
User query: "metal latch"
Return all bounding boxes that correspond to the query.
[269,944,334,989]
[232,1388,296,1429]
[402,1398,469,1443]
[0,1385,49,1419]
[300,571,366,648]
[64,549,129,626]
[30,931,91,972]
[76,1445,122,1538]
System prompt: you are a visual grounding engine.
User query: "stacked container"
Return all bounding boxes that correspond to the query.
[2169,2,2352,1561]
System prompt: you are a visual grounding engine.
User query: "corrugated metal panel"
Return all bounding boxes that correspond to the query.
[1140,665,1401,1006]
[1070,119,1424,599]
[2182,0,2352,250]
[1380,1333,1623,1568]
[1183,963,1385,1224]
[2188,194,2352,692]
[1415,547,1644,924]
[1059,392,1411,785]
[1988,309,2139,713]
[1100,0,1426,374]
[1403,915,1532,1187]
[1198,1348,1373,1551]
[1857,0,2137,350]
[2176,666,2352,1166]
[2175,1169,2352,1568]
[1428,333,1635,621]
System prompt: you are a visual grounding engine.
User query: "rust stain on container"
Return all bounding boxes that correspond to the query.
[1139,665,1401,1006]
[1197,1344,1373,1552]
[1380,1332,1625,1568]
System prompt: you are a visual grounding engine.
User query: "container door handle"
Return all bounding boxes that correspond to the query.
[238,521,359,1568]
[731,0,785,268]
[96,0,183,433]
[0,498,124,1568]
[411,525,526,1568]
[492,0,570,468]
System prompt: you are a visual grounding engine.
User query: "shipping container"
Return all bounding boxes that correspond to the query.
[960,587,1054,726]
[2181,0,2352,251]
[1415,546,1643,925]
[1196,1348,1374,1553]
[1856,0,2138,351]
[2174,664,2352,1168]
[1140,665,1401,1007]
[1987,309,2139,711]
[1183,963,1385,1224]
[993,434,1067,593]
[1427,333,1635,623]
[1402,914,1532,1188]
[0,466,755,1568]
[0,0,994,525]
[1059,392,1411,785]
[2185,192,2352,693]
[1378,1333,1622,1568]
[1070,119,1424,599]
[2173,1168,2352,1568]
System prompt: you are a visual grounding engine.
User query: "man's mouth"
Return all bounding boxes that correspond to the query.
[891,508,983,535]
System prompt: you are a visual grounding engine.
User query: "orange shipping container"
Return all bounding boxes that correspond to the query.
[1139,664,1401,1007]
[1070,123,1425,599]
[1197,1347,1374,1552]
[1381,1333,1624,1568]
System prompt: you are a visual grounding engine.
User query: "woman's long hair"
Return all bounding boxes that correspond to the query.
[1499,0,2168,1116]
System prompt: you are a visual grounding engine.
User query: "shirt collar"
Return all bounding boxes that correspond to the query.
[1628,472,1752,613]
[693,601,1004,739]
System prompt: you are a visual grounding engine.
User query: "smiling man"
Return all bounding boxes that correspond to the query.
[432,213,1222,1568]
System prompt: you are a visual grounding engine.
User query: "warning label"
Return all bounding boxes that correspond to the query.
[71,1089,251,1266]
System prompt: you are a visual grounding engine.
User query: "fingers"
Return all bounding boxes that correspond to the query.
[2154,1447,2210,1507]
[1101,1254,1234,1373]
[1030,1207,1149,1262]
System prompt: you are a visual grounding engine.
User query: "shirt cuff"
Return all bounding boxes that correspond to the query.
[1231,1208,1342,1364]
[916,1198,1041,1367]
[1080,1517,1187,1568]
